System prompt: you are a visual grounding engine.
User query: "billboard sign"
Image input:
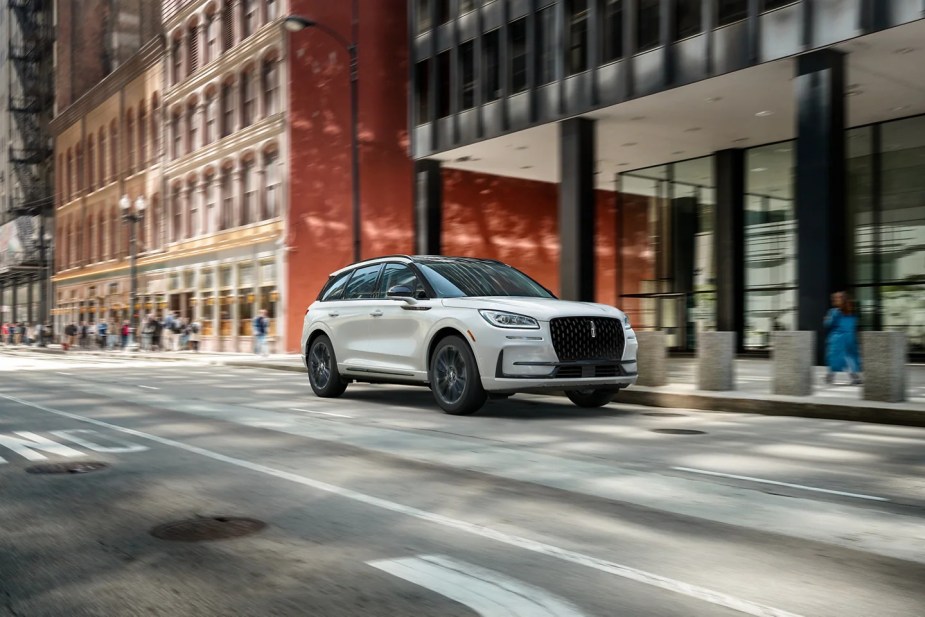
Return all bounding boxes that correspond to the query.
[0,216,37,272]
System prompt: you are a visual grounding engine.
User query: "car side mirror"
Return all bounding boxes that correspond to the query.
[387,285,413,298]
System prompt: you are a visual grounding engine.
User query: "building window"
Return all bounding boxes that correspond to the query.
[172,188,182,242]
[243,0,257,38]
[460,0,475,14]
[242,162,257,225]
[241,69,256,127]
[187,184,198,238]
[437,51,451,117]
[483,29,500,101]
[76,145,83,193]
[204,178,216,233]
[509,19,527,93]
[187,105,198,153]
[98,130,106,184]
[87,138,95,191]
[264,151,279,219]
[66,151,72,201]
[538,7,556,84]
[126,111,135,174]
[717,0,747,26]
[267,0,277,21]
[763,0,796,11]
[170,114,179,159]
[187,27,199,74]
[675,0,701,40]
[172,38,182,84]
[459,42,475,110]
[221,82,235,137]
[263,59,279,116]
[222,0,234,50]
[221,169,233,230]
[637,0,660,51]
[110,123,119,179]
[151,97,160,156]
[205,14,217,63]
[205,94,217,145]
[601,0,624,63]
[435,0,450,24]
[110,207,118,258]
[139,104,147,166]
[415,0,431,34]
[415,59,431,124]
[567,0,589,75]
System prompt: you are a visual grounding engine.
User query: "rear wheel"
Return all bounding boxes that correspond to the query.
[307,335,348,398]
[430,335,486,415]
[565,389,615,408]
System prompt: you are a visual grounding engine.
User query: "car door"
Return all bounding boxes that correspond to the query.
[333,263,383,369]
[363,262,438,378]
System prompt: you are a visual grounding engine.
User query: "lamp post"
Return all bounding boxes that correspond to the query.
[120,194,146,350]
[284,13,361,262]
[30,224,52,346]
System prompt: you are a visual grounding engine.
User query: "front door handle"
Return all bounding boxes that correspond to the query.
[370,310,383,317]
[328,312,340,317]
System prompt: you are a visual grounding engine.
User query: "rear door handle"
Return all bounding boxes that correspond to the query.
[370,310,383,317]
[328,312,340,317]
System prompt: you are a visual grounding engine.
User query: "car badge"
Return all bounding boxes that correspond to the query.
[590,320,597,338]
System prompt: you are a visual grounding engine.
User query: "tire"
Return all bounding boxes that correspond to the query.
[565,389,615,408]
[430,335,487,415]
[307,335,348,398]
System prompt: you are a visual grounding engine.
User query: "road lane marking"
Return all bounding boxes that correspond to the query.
[672,466,889,502]
[0,431,86,461]
[369,555,588,617]
[138,385,158,390]
[56,372,73,376]
[0,391,805,617]
[50,429,148,453]
[290,407,353,418]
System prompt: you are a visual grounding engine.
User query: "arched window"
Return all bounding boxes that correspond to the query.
[151,94,161,155]
[139,102,147,166]
[97,214,105,262]
[267,0,277,21]
[205,12,218,63]
[204,175,216,234]
[187,25,199,75]
[98,128,107,183]
[75,144,84,193]
[243,0,257,38]
[172,186,182,242]
[150,194,161,250]
[126,109,135,174]
[221,81,235,137]
[204,92,217,145]
[220,168,233,230]
[171,111,182,159]
[110,121,119,179]
[172,37,183,84]
[57,154,64,204]
[221,0,234,51]
[241,159,256,225]
[187,182,199,238]
[110,206,119,258]
[87,137,95,191]
[66,149,73,200]
[263,149,279,219]
[241,68,256,127]
[187,104,198,154]
[262,57,279,116]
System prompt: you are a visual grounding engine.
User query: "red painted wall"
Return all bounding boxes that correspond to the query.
[286,0,414,351]
[441,169,619,307]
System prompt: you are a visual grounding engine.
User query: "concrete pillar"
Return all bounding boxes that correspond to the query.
[772,331,815,396]
[698,331,736,391]
[635,331,668,387]
[715,149,745,349]
[862,332,907,403]
[414,159,442,255]
[558,117,595,301]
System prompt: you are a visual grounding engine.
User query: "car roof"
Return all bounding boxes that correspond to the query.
[328,255,504,277]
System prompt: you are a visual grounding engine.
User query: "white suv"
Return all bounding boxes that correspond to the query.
[301,256,638,415]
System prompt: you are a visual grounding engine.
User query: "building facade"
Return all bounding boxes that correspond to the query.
[409,0,925,359]
[0,0,54,329]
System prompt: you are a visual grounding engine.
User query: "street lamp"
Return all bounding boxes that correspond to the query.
[30,224,52,346]
[120,194,146,350]
[284,13,361,262]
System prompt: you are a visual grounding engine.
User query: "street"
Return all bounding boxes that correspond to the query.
[1,353,924,617]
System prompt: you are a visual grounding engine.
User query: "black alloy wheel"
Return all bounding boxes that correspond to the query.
[565,389,616,408]
[307,335,348,397]
[430,335,487,415]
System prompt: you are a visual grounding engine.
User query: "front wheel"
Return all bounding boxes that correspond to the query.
[565,389,616,408]
[430,335,487,415]
[307,335,348,398]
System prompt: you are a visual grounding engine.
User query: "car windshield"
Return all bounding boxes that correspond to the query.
[417,260,554,298]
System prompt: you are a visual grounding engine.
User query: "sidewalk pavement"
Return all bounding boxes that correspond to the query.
[5,345,924,426]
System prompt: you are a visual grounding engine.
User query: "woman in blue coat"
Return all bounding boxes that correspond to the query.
[824,292,862,385]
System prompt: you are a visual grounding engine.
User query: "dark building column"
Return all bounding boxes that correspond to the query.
[795,50,847,363]
[27,279,34,324]
[11,281,18,323]
[558,117,595,301]
[714,149,745,350]
[414,159,443,255]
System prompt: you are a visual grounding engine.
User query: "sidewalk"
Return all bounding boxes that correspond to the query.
[5,345,924,426]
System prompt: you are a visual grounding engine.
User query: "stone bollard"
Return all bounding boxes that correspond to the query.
[772,331,815,396]
[862,332,907,403]
[698,331,736,391]
[635,331,668,387]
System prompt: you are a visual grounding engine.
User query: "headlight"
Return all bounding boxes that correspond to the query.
[479,310,540,329]
[622,314,632,330]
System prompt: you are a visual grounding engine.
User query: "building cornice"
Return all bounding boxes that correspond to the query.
[165,113,285,178]
[50,37,166,137]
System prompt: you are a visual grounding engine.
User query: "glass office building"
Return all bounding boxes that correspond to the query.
[409,1,925,358]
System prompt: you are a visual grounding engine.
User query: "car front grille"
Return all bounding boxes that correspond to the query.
[549,317,624,362]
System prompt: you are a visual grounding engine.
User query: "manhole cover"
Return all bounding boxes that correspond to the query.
[150,516,267,542]
[26,461,109,474]
[651,429,706,435]
[643,412,688,417]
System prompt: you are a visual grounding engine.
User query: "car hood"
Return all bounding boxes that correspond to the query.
[441,297,624,322]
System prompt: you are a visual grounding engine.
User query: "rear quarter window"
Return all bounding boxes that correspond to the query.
[319,271,352,301]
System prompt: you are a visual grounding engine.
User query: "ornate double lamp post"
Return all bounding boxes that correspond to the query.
[119,194,146,349]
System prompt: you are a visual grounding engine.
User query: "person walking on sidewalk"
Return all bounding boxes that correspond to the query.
[97,320,108,350]
[188,319,201,352]
[824,291,862,385]
[253,309,270,357]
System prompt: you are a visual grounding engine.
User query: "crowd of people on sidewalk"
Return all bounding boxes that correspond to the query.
[57,311,204,353]
[0,322,53,347]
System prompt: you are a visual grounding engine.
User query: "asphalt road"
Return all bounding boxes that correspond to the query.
[1,352,924,617]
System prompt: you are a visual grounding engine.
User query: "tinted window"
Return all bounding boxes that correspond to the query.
[717,0,747,25]
[342,264,382,299]
[378,264,427,299]
[320,271,351,301]
[418,261,554,298]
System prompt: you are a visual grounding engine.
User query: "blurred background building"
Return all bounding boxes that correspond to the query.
[410,0,925,360]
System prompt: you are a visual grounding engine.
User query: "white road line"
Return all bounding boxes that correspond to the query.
[138,385,159,390]
[369,555,587,617]
[56,372,73,376]
[290,407,352,418]
[672,466,889,502]
[0,391,805,617]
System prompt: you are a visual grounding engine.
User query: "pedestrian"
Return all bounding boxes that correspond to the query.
[178,317,189,351]
[64,322,77,350]
[79,321,89,349]
[163,311,178,351]
[97,319,108,350]
[253,309,270,357]
[0,322,7,346]
[824,291,862,385]
[121,320,130,349]
[188,318,201,353]
[152,315,164,352]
